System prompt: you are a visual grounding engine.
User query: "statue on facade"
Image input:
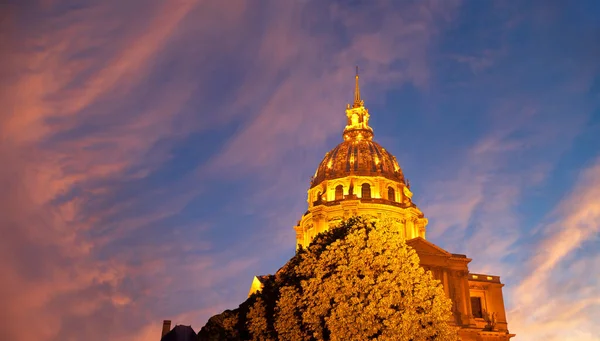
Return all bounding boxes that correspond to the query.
[483,310,497,331]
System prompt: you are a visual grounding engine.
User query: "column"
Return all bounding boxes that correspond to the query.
[459,272,472,326]
[443,270,450,297]
[407,219,415,239]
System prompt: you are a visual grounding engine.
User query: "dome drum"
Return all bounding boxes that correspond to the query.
[312,196,417,210]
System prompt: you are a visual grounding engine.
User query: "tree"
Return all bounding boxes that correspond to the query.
[199,217,458,341]
[271,217,457,341]
[197,310,240,341]
[247,297,275,341]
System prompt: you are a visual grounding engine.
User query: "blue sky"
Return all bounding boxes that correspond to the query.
[1,1,599,340]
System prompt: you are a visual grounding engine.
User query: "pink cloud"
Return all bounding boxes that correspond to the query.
[0,1,255,340]
[204,0,462,179]
[2,2,596,341]
[513,158,600,311]
[192,2,466,267]
[426,136,600,340]
[419,93,596,338]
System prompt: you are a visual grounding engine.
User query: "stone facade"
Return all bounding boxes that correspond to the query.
[407,238,514,340]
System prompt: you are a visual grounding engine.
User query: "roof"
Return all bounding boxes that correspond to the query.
[311,139,405,188]
[160,325,197,341]
[406,237,452,257]
[248,275,273,297]
[255,275,270,284]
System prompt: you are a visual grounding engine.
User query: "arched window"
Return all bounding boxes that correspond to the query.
[335,185,344,200]
[388,187,395,201]
[361,183,371,199]
[316,191,322,203]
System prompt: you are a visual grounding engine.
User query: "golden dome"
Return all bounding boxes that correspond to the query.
[311,138,405,188]
[310,67,405,188]
[295,68,426,251]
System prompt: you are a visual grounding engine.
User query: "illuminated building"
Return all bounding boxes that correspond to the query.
[250,69,515,340]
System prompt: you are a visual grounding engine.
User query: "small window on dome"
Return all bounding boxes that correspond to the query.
[388,187,395,201]
[335,185,344,200]
[361,183,371,199]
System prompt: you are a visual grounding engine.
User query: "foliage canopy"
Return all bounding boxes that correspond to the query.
[198,217,458,341]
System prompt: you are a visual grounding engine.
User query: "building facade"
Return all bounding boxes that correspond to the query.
[252,71,515,341]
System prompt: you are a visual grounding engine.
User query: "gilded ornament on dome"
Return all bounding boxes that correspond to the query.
[403,186,413,199]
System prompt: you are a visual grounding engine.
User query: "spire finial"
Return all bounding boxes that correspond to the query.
[353,66,362,107]
[343,65,373,140]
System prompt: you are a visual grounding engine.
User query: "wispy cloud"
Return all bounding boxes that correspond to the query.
[200,1,463,261]
[1,1,598,340]
[0,1,254,340]
[508,157,600,340]
[417,4,599,337]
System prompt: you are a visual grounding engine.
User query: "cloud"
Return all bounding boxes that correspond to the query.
[418,104,596,340]
[506,157,600,340]
[198,0,464,243]
[2,1,599,340]
[513,157,600,289]
[204,0,462,175]
[420,113,598,340]
[416,8,599,335]
[186,1,468,284]
[0,1,255,340]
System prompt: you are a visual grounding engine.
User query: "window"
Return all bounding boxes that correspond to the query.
[361,183,371,199]
[388,187,395,201]
[316,191,322,203]
[471,297,483,319]
[335,185,344,200]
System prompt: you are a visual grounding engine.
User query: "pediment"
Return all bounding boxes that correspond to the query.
[406,237,452,257]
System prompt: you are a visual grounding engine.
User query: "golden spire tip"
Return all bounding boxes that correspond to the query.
[353,66,362,107]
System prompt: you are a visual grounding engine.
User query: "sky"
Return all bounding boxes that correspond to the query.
[1,0,599,340]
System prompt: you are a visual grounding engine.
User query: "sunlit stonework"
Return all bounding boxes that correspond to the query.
[250,69,515,341]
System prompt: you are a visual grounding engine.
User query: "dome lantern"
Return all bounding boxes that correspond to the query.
[343,66,374,141]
